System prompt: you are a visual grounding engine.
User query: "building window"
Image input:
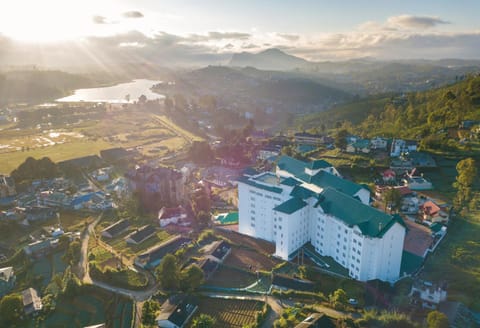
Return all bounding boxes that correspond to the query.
[250,223,255,227]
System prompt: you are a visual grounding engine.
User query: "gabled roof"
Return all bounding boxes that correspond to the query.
[315,187,405,238]
[156,295,197,326]
[274,198,307,215]
[158,205,187,220]
[210,240,231,261]
[310,171,363,197]
[0,266,14,281]
[421,201,441,215]
[308,159,332,170]
[290,185,318,200]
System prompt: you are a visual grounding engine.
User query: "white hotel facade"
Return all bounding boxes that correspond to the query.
[238,156,406,282]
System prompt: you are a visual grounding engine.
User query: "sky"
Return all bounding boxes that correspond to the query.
[1,0,480,66]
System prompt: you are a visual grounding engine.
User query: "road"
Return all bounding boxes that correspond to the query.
[78,211,159,302]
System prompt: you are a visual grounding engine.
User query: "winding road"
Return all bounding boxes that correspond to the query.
[78,212,159,301]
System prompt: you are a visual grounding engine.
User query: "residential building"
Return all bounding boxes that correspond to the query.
[238,156,406,282]
[346,139,370,154]
[156,295,198,328]
[22,288,43,315]
[101,219,130,238]
[370,137,388,150]
[158,206,188,227]
[24,239,58,258]
[0,175,16,198]
[126,165,184,211]
[420,201,449,223]
[0,266,15,297]
[390,139,417,157]
[257,145,281,161]
[294,132,323,145]
[409,280,447,309]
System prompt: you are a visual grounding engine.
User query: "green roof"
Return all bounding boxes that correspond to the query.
[315,187,403,238]
[400,251,424,275]
[237,176,283,194]
[216,212,239,225]
[281,177,301,186]
[276,155,335,183]
[309,159,333,170]
[430,222,444,233]
[290,185,318,200]
[352,139,370,149]
[274,198,307,214]
[310,171,363,197]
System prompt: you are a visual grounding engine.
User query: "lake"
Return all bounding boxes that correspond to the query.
[57,79,164,103]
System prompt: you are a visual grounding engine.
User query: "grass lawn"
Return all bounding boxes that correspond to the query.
[105,229,171,260]
[0,139,113,173]
[422,212,480,310]
[208,266,257,288]
[58,211,93,232]
[152,114,204,143]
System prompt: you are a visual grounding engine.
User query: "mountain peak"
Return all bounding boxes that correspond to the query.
[229,48,310,71]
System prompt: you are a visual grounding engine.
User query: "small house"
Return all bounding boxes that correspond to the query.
[156,295,198,328]
[158,206,188,227]
[22,288,43,315]
[0,266,15,297]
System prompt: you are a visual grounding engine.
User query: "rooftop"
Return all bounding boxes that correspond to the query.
[315,187,405,238]
[274,198,308,215]
[127,225,156,244]
[101,219,130,237]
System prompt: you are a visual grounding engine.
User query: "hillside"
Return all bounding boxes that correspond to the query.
[180,65,352,106]
[0,70,97,105]
[229,48,311,71]
[298,75,480,141]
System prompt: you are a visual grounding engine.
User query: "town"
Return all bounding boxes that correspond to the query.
[1,92,479,328]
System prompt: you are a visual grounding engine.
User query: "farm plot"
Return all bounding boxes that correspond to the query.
[192,298,263,328]
[224,246,281,272]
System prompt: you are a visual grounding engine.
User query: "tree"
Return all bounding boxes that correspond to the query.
[142,300,161,326]
[335,129,349,151]
[329,288,348,310]
[196,210,211,227]
[453,158,478,208]
[426,310,449,328]
[0,294,23,326]
[384,187,402,213]
[192,314,215,328]
[156,254,179,290]
[180,264,205,292]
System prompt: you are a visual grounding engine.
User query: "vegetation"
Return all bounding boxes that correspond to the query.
[191,313,216,328]
[10,156,58,184]
[0,293,23,327]
[155,254,180,290]
[142,299,161,326]
[89,262,148,290]
[453,158,478,210]
[355,309,419,328]
[426,310,450,328]
[329,288,348,310]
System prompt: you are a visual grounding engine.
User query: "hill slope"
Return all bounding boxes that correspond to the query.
[298,75,480,140]
[229,48,311,71]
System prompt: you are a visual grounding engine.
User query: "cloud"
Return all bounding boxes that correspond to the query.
[123,11,144,19]
[92,15,108,24]
[387,15,450,29]
[185,31,251,42]
[277,33,300,42]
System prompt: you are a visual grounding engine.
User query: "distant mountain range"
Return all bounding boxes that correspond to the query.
[229,48,311,71]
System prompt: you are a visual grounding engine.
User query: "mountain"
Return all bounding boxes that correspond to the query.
[0,70,104,105]
[229,48,311,71]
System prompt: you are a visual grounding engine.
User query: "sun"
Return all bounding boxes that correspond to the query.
[0,0,118,42]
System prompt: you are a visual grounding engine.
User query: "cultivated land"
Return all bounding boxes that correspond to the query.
[0,104,196,173]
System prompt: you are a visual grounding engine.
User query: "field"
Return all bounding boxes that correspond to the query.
[422,213,480,310]
[31,251,68,287]
[190,298,263,328]
[37,287,134,328]
[224,246,280,272]
[0,106,202,173]
[208,266,257,288]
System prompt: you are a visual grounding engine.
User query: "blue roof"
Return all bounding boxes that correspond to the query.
[70,191,104,206]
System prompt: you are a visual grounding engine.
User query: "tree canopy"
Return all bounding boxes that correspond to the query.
[155,254,179,290]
